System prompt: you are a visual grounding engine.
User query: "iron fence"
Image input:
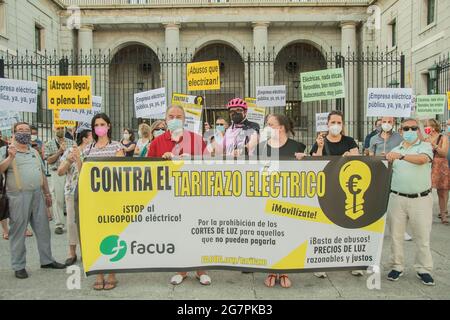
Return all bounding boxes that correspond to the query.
[0,46,404,149]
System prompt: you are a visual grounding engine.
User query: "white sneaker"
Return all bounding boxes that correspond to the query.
[404,232,412,241]
[196,274,211,286]
[170,274,186,285]
[314,272,327,278]
[351,270,364,276]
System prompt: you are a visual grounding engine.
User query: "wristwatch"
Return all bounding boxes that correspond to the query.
[399,155,405,160]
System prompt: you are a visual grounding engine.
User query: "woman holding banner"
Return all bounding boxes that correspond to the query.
[258,114,307,288]
[309,110,362,278]
[134,123,152,157]
[84,113,125,290]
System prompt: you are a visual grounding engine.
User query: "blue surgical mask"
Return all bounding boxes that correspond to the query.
[153,129,165,137]
[216,125,225,133]
[403,131,418,143]
[167,119,183,132]
[447,127,450,133]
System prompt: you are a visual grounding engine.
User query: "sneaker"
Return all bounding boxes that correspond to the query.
[404,233,412,241]
[55,227,63,235]
[387,270,403,281]
[314,272,327,278]
[351,270,364,276]
[417,273,435,286]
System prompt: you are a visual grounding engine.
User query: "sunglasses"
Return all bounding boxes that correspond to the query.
[153,128,166,132]
[402,126,419,131]
[215,123,224,126]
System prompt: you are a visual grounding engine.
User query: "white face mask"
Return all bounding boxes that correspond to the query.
[31,135,38,142]
[329,124,342,136]
[381,123,393,132]
[123,133,130,140]
[262,127,274,139]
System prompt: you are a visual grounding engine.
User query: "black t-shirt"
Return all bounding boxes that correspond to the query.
[258,138,306,160]
[121,141,137,157]
[310,135,358,156]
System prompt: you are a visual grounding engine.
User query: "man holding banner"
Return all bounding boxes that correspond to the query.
[386,118,435,286]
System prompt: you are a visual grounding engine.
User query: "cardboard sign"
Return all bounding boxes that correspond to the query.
[300,68,345,102]
[59,96,102,122]
[256,86,286,107]
[315,112,329,132]
[245,98,266,129]
[366,88,413,117]
[48,76,92,110]
[172,93,204,135]
[187,60,220,91]
[134,88,166,119]
[53,109,77,127]
[0,78,38,113]
[416,95,446,117]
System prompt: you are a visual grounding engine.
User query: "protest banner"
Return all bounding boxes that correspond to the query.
[134,87,166,119]
[366,88,413,118]
[59,96,102,122]
[245,98,266,129]
[300,68,345,102]
[0,78,38,113]
[47,76,92,110]
[172,93,204,135]
[315,113,329,132]
[78,157,391,275]
[416,95,446,117]
[0,110,21,137]
[53,109,76,127]
[256,86,286,107]
[187,60,220,91]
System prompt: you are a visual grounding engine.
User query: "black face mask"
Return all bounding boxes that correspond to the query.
[231,113,244,124]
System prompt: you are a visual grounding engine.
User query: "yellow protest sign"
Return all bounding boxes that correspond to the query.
[447,92,450,110]
[53,109,76,127]
[187,60,220,91]
[47,76,92,110]
[172,93,204,135]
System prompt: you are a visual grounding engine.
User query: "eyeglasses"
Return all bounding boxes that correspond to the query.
[402,126,419,131]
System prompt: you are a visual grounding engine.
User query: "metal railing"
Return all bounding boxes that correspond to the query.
[59,0,371,7]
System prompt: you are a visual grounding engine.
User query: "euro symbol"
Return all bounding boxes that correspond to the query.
[347,174,362,213]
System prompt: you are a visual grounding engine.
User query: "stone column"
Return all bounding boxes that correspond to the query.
[340,21,358,137]
[78,24,94,55]
[252,22,270,99]
[164,23,181,100]
[77,25,96,95]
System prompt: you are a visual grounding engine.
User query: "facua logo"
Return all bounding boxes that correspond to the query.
[130,241,175,255]
[100,235,127,262]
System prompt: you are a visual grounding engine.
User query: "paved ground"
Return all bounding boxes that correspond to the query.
[1,191,449,300]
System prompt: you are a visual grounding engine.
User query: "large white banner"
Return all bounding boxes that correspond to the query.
[134,88,166,118]
[79,158,391,275]
[0,78,38,113]
[59,96,102,122]
[366,88,413,117]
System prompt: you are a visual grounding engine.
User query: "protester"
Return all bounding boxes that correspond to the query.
[0,122,65,279]
[83,113,124,290]
[203,121,214,144]
[310,110,359,157]
[45,126,75,235]
[424,119,449,225]
[368,117,403,156]
[147,105,210,285]
[385,118,435,286]
[120,128,137,157]
[30,125,44,159]
[65,126,76,140]
[149,120,167,142]
[364,118,382,155]
[222,98,259,158]
[57,126,93,266]
[310,110,361,278]
[206,117,229,156]
[134,123,152,157]
[258,114,306,288]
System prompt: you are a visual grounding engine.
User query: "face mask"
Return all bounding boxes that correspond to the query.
[215,125,225,133]
[167,119,183,132]
[153,129,165,138]
[231,113,244,124]
[329,124,342,136]
[56,131,64,138]
[381,123,393,132]
[15,132,31,145]
[263,127,275,139]
[375,126,382,133]
[403,131,418,143]
[424,127,432,135]
[123,133,130,140]
[95,126,108,137]
[31,135,38,142]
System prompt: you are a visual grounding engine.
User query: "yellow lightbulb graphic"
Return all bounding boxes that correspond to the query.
[339,160,372,220]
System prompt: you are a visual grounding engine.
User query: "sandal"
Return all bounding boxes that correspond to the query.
[441,211,449,225]
[279,274,292,288]
[170,274,187,285]
[104,280,118,290]
[93,280,104,291]
[2,233,8,240]
[264,274,278,288]
[196,274,211,286]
